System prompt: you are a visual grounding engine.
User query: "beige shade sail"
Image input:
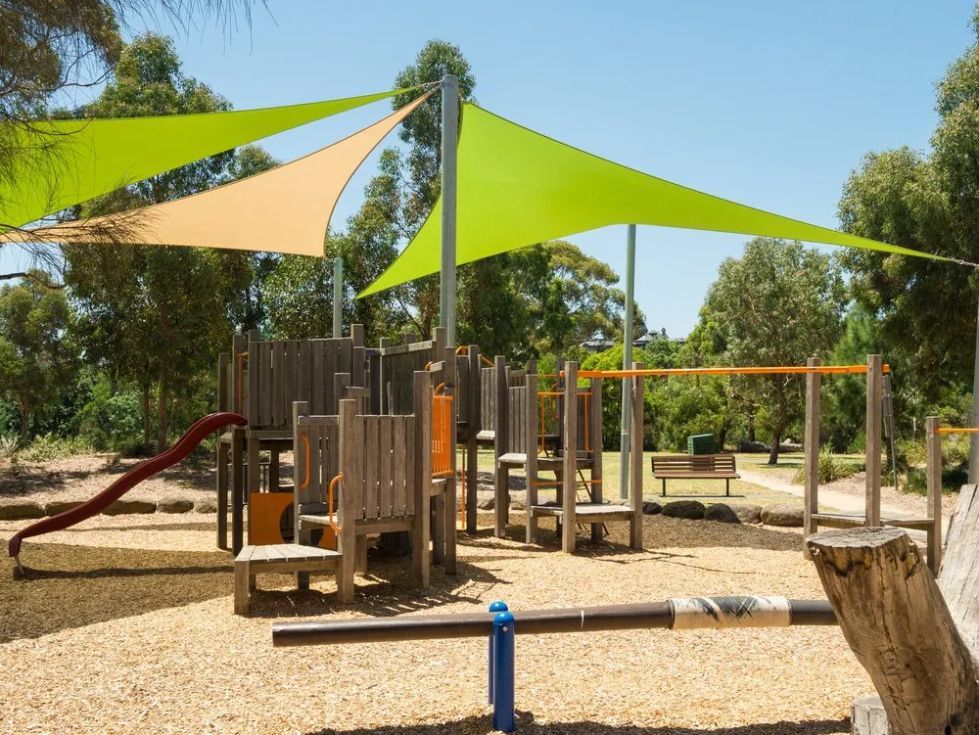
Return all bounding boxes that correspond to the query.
[1,95,428,256]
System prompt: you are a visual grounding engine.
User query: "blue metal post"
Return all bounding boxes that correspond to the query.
[487,600,508,705]
[491,610,516,733]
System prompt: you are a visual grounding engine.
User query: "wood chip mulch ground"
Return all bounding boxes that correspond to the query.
[0,513,869,735]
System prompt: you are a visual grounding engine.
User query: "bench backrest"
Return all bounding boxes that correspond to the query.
[651,454,737,474]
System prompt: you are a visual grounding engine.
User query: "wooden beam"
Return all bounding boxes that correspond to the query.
[865,354,883,526]
[803,356,821,550]
[562,361,578,552]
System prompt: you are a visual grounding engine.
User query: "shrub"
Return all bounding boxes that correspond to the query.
[793,446,863,484]
[75,377,143,454]
[18,433,94,462]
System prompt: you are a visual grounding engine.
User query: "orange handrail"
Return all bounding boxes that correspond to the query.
[937,427,979,435]
[327,473,343,533]
[480,355,494,367]
[574,363,891,379]
[299,432,311,489]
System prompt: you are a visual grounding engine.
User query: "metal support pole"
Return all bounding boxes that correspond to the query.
[439,74,459,347]
[619,224,637,499]
[971,296,979,483]
[332,256,343,339]
[487,600,508,705]
[491,609,516,733]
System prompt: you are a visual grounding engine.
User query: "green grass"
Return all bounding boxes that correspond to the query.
[470,448,804,507]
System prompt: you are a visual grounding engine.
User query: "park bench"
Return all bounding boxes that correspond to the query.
[651,454,739,497]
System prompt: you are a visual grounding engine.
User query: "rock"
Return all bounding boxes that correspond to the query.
[44,501,83,516]
[704,503,740,524]
[509,499,526,511]
[641,501,662,515]
[477,496,496,511]
[661,500,706,520]
[761,504,804,527]
[103,499,157,516]
[851,695,889,735]
[157,498,194,514]
[195,500,218,514]
[729,504,763,524]
[0,502,45,520]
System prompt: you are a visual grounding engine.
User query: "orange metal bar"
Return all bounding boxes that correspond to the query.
[299,432,311,489]
[937,427,979,435]
[432,389,454,478]
[480,355,494,367]
[327,473,343,533]
[574,364,891,379]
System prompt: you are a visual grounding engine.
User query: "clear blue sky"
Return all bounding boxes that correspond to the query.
[8,1,975,336]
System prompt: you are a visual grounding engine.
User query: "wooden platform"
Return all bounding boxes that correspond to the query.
[498,452,593,468]
[234,543,341,615]
[530,502,637,524]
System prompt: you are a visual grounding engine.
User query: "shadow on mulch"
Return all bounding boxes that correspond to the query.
[493,513,803,554]
[305,714,849,735]
[0,541,234,643]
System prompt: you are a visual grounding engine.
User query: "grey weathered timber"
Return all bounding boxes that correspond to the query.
[562,362,578,552]
[494,355,509,538]
[465,344,481,533]
[865,354,883,526]
[809,526,979,735]
[590,376,604,543]
[629,363,644,549]
[412,371,432,587]
[926,416,943,574]
[803,356,822,547]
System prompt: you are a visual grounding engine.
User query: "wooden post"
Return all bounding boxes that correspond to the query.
[411,371,432,587]
[926,416,943,574]
[526,366,539,545]
[589,376,603,543]
[803,356,821,548]
[443,345,457,573]
[494,355,509,538]
[809,527,979,735]
[292,400,310,589]
[466,344,480,534]
[216,438,229,550]
[865,354,883,526]
[231,427,245,555]
[562,361,578,553]
[336,399,361,603]
[629,362,644,550]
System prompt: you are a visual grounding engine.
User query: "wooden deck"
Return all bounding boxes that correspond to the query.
[810,511,935,531]
[234,543,342,615]
[530,502,637,524]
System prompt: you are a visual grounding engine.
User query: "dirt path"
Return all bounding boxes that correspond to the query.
[738,469,949,536]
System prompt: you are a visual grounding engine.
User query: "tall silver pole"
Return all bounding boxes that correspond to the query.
[439,74,459,346]
[970,296,979,482]
[619,224,637,499]
[332,256,343,338]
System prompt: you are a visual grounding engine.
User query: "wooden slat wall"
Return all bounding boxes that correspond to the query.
[235,329,368,430]
[481,367,497,432]
[507,386,528,454]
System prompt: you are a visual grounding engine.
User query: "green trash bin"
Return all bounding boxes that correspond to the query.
[687,434,715,455]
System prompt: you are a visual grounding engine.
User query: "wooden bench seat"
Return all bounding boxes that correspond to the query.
[233,543,341,615]
[530,502,637,524]
[651,454,739,497]
[497,452,592,468]
[810,511,935,531]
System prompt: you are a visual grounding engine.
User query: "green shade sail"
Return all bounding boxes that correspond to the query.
[0,89,404,232]
[362,103,950,297]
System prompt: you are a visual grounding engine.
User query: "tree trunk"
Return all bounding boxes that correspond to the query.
[18,400,30,442]
[808,526,979,735]
[141,383,152,451]
[767,423,784,465]
[156,365,169,453]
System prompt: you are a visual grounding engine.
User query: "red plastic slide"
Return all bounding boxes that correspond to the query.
[7,411,246,565]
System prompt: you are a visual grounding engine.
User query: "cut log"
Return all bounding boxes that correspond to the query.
[807,527,979,735]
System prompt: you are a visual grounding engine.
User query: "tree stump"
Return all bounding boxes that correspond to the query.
[807,527,979,735]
